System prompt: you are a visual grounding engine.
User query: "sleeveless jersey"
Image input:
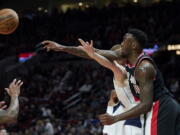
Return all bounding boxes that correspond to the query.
[126,52,170,101]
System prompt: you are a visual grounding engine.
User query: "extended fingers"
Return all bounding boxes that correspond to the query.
[12,78,17,85]
[41,40,50,45]
[78,38,87,47]
[10,79,23,87]
[16,80,21,85]
[78,38,93,48]
[5,88,9,93]
[0,101,5,107]
[9,79,16,87]
[41,41,51,51]
[16,80,23,87]
[1,105,7,110]
[0,101,7,110]
[19,81,23,87]
[90,40,93,47]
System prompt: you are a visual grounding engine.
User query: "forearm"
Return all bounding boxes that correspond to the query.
[115,84,153,121]
[0,96,19,124]
[7,96,19,118]
[62,46,91,59]
[90,53,115,71]
[115,102,152,121]
[96,49,120,61]
[61,46,120,61]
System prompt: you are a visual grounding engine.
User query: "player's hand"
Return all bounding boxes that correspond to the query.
[98,113,118,125]
[5,79,23,97]
[0,101,7,110]
[41,40,65,52]
[78,38,95,57]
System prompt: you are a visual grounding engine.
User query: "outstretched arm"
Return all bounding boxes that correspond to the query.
[41,40,122,61]
[0,79,23,124]
[99,60,155,125]
[78,40,126,83]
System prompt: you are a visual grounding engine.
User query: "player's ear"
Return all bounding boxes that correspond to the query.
[132,42,137,49]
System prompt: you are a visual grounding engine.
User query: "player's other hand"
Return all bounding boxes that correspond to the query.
[0,101,7,110]
[41,40,65,52]
[5,79,23,97]
[98,113,117,125]
[78,38,95,57]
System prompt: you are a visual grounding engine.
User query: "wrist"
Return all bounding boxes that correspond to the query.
[10,95,19,99]
[60,45,69,51]
[55,44,64,51]
[88,53,96,58]
[114,115,120,122]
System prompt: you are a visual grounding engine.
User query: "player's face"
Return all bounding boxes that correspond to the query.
[117,33,134,58]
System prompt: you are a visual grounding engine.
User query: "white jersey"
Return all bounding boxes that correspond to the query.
[103,104,142,135]
[103,62,142,135]
[103,105,125,135]
[113,61,140,109]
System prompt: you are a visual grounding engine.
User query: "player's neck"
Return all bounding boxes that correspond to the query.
[128,51,142,65]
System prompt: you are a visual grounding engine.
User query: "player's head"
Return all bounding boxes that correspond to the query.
[119,28,148,58]
[127,28,148,49]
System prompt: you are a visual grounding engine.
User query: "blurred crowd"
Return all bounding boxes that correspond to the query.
[2,58,112,135]
[0,1,179,135]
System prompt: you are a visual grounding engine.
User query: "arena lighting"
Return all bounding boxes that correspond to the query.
[38,7,43,11]
[44,9,48,13]
[143,44,159,55]
[176,51,180,55]
[133,0,138,3]
[85,4,90,8]
[78,2,83,6]
[167,44,180,51]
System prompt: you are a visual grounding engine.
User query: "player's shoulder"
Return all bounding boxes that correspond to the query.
[135,60,156,79]
[138,59,154,69]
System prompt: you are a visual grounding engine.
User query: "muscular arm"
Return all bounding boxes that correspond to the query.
[42,40,122,61]
[0,79,22,124]
[62,46,120,61]
[99,60,156,125]
[113,61,156,121]
[0,96,19,124]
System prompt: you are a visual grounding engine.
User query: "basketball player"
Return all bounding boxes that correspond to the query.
[41,28,180,135]
[78,39,142,135]
[0,79,23,124]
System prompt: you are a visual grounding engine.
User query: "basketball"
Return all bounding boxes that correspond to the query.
[0,8,19,35]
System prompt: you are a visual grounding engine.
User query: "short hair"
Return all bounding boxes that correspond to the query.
[128,28,148,49]
[110,44,120,51]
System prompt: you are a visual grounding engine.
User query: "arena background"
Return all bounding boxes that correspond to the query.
[0,0,179,134]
